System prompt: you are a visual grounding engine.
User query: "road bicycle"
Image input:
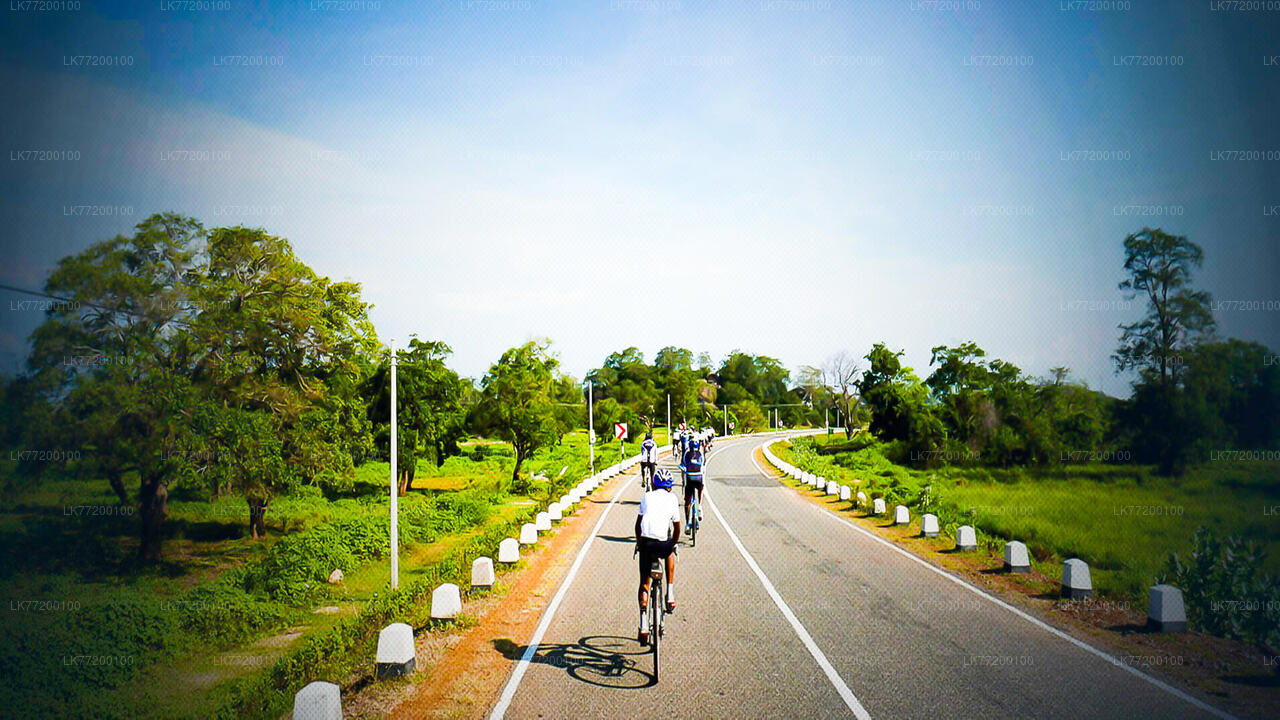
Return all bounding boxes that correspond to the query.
[685,489,700,547]
[634,546,672,682]
[646,554,669,681]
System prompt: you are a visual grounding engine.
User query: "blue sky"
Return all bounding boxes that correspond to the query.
[1,1,1276,395]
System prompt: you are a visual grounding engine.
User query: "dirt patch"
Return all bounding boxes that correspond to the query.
[338,473,632,720]
[772,468,1279,720]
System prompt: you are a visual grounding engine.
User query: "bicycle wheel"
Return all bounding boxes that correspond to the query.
[650,583,661,681]
[689,500,698,547]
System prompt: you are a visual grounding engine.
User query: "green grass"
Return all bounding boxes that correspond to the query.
[774,437,1280,599]
[0,428,633,719]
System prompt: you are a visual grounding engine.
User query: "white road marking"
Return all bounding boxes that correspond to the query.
[705,442,874,720]
[754,440,1240,720]
[488,469,633,719]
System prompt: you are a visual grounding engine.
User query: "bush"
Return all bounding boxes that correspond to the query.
[1160,526,1280,651]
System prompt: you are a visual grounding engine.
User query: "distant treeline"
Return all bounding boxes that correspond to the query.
[1,216,1274,562]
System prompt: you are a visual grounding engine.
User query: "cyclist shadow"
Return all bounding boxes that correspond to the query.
[492,635,656,688]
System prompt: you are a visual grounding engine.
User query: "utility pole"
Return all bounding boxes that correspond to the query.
[666,393,671,447]
[389,338,399,591]
[723,404,727,437]
[587,380,594,474]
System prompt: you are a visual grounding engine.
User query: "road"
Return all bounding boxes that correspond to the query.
[489,434,1230,720]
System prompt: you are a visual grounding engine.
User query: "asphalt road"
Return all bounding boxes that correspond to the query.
[490,434,1230,720]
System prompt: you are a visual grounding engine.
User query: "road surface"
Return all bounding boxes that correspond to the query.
[489,434,1230,720]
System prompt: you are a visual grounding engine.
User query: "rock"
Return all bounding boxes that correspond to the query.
[894,505,910,525]
[519,523,537,545]
[921,513,939,538]
[1004,541,1031,573]
[956,525,977,551]
[327,569,344,585]
[1147,585,1187,633]
[375,623,416,680]
[294,680,342,720]
[430,583,461,620]
[1061,558,1092,600]
[497,538,520,563]
[471,557,495,588]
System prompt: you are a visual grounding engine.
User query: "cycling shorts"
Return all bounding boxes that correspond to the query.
[638,537,676,583]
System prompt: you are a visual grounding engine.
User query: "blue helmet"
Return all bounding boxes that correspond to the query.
[652,468,674,489]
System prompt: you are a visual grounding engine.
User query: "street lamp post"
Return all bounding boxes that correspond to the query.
[389,338,399,591]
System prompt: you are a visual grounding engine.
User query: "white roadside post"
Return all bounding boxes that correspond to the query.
[389,338,399,591]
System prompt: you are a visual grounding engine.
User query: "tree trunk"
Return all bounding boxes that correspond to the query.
[511,449,524,487]
[398,468,412,496]
[138,476,168,561]
[108,469,130,505]
[248,500,268,539]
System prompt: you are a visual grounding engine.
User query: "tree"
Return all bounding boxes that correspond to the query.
[364,338,467,495]
[1114,228,1216,388]
[476,342,563,486]
[1113,228,1216,473]
[821,351,863,438]
[858,343,945,465]
[25,214,378,558]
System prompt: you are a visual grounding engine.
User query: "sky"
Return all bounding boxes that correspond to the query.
[1,1,1277,396]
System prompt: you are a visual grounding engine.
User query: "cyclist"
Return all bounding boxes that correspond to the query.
[635,468,681,643]
[639,431,658,489]
[681,439,706,526]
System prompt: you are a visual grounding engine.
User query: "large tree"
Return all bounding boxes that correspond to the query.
[1113,228,1216,473]
[25,214,378,558]
[364,338,468,495]
[475,341,563,486]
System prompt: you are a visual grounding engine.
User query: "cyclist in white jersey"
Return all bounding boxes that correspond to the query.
[635,468,681,643]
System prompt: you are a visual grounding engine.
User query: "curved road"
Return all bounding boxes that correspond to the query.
[489,434,1229,720]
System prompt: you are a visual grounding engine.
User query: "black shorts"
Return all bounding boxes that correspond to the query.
[684,475,704,493]
[637,537,676,583]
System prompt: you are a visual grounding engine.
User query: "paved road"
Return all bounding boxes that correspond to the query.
[491,434,1229,720]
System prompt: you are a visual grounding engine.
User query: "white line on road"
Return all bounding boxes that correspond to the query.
[488,471,633,719]
[704,444,874,720]
[753,440,1240,720]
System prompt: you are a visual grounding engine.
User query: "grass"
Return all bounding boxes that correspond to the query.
[773,436,1280,599]
[0,428,638,719]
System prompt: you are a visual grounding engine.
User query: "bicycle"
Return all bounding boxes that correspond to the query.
[634,545,672,681]
[685,489,700,547]
[646,553,669,681]
[640,462,655,491]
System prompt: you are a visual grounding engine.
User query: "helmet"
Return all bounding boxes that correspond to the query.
[645,431,653,440]
[652,468,674,489]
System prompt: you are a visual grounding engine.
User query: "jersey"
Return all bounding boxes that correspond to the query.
[682,448,704,479]
[640,438,658,463]
[638,488,681,541]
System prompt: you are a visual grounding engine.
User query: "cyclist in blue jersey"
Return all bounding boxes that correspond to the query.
[680,439,706,526]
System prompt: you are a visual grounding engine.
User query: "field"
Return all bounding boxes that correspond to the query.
[776,434,1280,599]
[0,429,667,719]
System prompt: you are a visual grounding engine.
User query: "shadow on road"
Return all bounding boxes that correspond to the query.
[596,534,635,544]
[492,635,655,689]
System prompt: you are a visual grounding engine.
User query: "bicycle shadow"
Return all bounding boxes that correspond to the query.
[492,635,656,688]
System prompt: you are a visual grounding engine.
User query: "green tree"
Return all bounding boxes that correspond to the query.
[475,342,564,486]
[364,338,468,495]
[1113,228,1217,474]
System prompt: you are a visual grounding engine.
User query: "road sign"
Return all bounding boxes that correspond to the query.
[614,422,628,441]
[729,422,735,430]
[679,422,686,431]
